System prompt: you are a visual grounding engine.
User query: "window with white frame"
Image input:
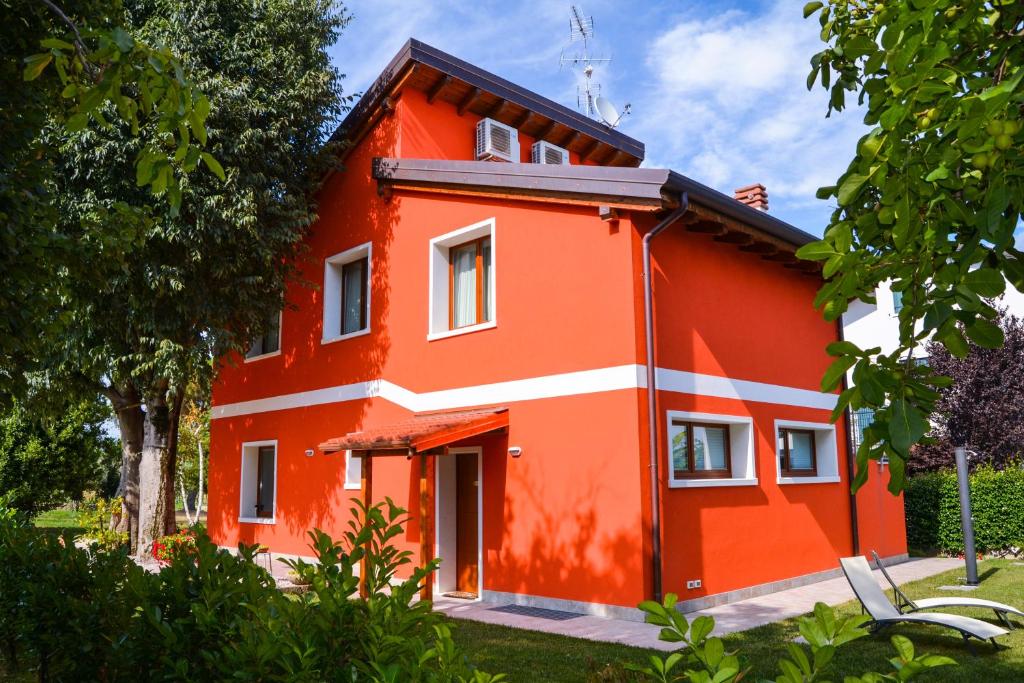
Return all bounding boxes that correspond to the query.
[344,451,362,490]
[428,219,495,339]
[774,420,840,484]
[324,242,371,342]
[240,441,277,522]
[666,412,757,488]
[246,310,281,360]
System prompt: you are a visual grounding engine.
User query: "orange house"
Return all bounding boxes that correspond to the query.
[207,39,907,618]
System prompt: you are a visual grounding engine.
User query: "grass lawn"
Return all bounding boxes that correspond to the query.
[32,508,85,536]
[450,559,1024,682]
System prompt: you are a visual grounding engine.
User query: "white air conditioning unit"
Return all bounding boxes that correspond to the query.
[531,140,570,165]
[475,118,519,162]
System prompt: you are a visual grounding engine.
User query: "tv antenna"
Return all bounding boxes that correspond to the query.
[559,6,630,126]
[559,5,610,118]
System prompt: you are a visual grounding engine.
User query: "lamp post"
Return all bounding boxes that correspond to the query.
[954,446,979,586]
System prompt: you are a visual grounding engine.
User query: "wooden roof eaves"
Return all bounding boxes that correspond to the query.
[330,38,645,165]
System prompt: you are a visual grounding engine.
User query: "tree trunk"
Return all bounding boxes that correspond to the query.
[108,388,144,553]
[136,393,176,557]
[165,390,184,531]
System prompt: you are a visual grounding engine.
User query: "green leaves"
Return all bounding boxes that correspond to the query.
[837,172,869,206]
[201,152,225,181]
[22,53,53,81]
[803,0,1024,490]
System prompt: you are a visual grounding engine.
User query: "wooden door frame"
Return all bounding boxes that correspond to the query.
[434,446,483,598]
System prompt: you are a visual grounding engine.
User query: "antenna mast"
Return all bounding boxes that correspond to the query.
[559,5,609,118]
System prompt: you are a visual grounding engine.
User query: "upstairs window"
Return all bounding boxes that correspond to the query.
[450,236,492,329]
[246,311,281,360]
[669,420,732,479]
[324,243,371,343]
[428,219,496,340]
[240,441,277,523]
[778,427,817,476]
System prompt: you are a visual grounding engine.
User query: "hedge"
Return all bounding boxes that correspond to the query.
[904,465,1024,554]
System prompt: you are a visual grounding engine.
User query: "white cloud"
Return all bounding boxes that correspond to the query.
[633,1,865,232]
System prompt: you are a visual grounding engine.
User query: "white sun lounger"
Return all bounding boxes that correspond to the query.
[871,550,1023,629]
[840,556,1008,652]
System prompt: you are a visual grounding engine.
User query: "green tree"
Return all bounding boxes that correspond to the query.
[0,392,119,515]
[1,0,213,399]
[799,0,1023,491]
[52,0,349,554]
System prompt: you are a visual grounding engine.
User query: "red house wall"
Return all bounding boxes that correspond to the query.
[208,80,906,612]
[632,215,906,601]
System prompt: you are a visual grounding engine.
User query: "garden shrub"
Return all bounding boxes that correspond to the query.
[905,465,1024,555]
[627,596,954,682]
[903,471,947,551]
[150,525,198,565]
[0,498,505,682]
[79,496,129,550]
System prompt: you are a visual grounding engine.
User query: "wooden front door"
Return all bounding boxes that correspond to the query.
[455,452,479,594]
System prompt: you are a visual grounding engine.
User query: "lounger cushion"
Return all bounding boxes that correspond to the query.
[912,597,1024,617]
[888,612,1008,640]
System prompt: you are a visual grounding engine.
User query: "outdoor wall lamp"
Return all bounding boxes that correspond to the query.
[304,449,315,457]
[508,446,522,458]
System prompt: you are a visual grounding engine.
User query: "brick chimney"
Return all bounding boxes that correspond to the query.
[734,183,768,211]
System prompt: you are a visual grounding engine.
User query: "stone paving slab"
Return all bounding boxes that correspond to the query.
[433,557,964,651]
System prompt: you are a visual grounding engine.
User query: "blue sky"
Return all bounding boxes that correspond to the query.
[328,0,869,237]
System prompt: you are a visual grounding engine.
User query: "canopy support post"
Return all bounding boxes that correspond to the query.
[359,451,373,598]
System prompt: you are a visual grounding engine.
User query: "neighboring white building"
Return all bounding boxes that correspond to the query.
[841,279,1024,446]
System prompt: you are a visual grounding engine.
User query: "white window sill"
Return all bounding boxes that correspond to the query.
[427,320,496,341]
[669,477,759,489]
[238,517,276,525]
[322,328,371,345]
[777,475,841,485]
[244,350,281,363]
[343,483,361,490]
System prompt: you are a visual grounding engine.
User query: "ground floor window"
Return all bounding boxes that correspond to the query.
[778,428,817,476]
[773,420,841,484]
[666,411,756,488]
[240,441,277,523]
[670,421,732,478]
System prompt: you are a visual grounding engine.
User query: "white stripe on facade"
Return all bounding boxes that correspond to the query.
[211,364,837,419]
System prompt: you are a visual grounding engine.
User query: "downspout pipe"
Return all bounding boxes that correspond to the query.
[836,319,860,556]
[642,193,689,603]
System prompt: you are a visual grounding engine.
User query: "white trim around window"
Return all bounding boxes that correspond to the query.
[323,242,372,344]
[773,419,841,484]
[666,411,757,488]
[427,218,496,341]
[344,450,362,490]
[239,440,278,524]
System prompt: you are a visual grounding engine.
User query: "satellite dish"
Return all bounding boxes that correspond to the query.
[596,96,630,128]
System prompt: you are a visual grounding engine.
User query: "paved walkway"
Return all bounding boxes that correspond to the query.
[432,557,963,651]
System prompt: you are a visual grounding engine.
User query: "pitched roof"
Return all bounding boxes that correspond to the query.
[332,39,644,167]
[318,407,509,454]
[372,158,818,249]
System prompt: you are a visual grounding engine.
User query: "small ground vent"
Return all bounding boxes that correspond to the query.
[488,604,582,621]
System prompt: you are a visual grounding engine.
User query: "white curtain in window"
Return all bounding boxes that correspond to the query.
[694,426,727,470]
[789,432,814,469]
[341,259,365,334]
[452,245,477,327]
